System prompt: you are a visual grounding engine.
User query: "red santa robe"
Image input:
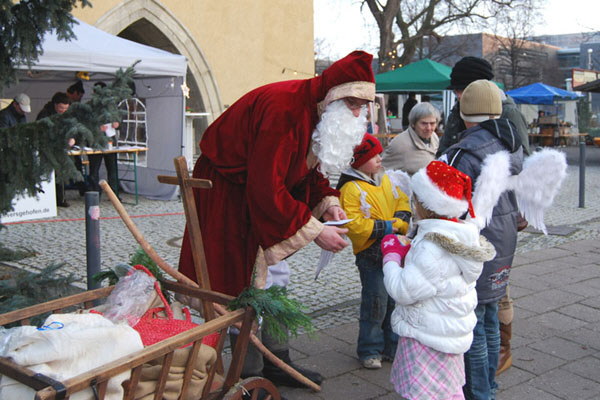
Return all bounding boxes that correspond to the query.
[179,51,375,296]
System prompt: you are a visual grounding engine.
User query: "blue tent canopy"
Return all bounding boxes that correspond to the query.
[506,82,582,105]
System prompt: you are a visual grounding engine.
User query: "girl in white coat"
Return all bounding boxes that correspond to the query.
[381,160,496,400]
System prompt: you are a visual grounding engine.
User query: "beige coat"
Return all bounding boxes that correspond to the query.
[382,127,439,175]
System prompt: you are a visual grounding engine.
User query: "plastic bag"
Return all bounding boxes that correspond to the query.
[101,266,158,326]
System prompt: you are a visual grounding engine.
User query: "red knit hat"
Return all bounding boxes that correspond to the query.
[411,161,475,218]
[351,133,383,169]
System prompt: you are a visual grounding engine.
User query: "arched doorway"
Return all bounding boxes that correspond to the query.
[95,1,222,159]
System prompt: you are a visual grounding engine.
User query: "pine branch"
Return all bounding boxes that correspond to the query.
[0,0,92,90]
[228,286,315,343]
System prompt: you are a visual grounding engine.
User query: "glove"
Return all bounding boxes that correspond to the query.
[381,234,411,266]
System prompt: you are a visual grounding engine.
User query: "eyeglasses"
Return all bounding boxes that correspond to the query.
[343,97,370,111]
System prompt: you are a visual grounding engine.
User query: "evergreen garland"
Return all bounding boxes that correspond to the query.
[228,286,315,343]
[0,66,135,215]
[0,0,92,90]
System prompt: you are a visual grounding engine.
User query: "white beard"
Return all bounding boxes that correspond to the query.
[312,100,367,177]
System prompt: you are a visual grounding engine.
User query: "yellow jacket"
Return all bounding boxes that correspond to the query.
[339,171,411,255]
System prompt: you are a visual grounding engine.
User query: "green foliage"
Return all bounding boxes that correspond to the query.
[93,248,169,300]
[0,66,135,215]
[0,242,36,262]
[0,264,77,326]
[228,286,314,343]
[0,0,92,90]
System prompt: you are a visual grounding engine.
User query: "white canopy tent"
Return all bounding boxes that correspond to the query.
[2,19,188,200]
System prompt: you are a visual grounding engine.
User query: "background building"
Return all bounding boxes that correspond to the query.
[73,0,314,158]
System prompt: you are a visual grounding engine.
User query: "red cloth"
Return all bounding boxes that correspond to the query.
[179,51,374,296]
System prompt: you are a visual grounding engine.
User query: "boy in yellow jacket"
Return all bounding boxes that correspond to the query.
[336,133,411,369]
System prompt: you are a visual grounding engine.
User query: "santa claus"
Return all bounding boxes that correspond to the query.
[178,50,375,387]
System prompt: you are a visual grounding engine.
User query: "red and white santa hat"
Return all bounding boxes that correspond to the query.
[411,161,475,219]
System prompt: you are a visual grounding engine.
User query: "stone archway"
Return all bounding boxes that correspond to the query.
[95,0,223,123]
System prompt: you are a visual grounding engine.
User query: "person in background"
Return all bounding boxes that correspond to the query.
[0,93,31,128]
[402,93,418,130]
[438,56,529,157]
[86,82,119,197]
[440,79,524,399]
[337,133,411,369]
[437,57,530,375]
[382,102,440,175]
[66,80,85,103]
[37,92,73,207]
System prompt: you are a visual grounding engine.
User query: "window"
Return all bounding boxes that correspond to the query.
[117,98,147,166]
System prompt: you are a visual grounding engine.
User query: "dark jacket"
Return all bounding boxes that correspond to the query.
[36,102,56,120]
[441,118,524,304]
[0,103,26,128]
[438,95,530,156]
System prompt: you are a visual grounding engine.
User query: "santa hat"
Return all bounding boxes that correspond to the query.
[317,51,376,114]
[351,133,383,169]
[411,161,475,219]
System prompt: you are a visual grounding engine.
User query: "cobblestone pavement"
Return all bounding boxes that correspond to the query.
[2,147,597,320]
[2,146,600,398]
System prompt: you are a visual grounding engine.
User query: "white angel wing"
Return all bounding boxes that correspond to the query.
[386,169,412,199]
[507,149,567,234]
[468,151,512,230]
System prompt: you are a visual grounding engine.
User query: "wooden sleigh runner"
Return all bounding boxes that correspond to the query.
[0,156,296,400]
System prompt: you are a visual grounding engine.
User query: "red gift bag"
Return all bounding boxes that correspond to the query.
[131,265,218,348]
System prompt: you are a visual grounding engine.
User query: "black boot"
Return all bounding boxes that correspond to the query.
[263,349,323,388]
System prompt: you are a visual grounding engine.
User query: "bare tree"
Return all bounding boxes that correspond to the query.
[362,0,538,72]
[487,0,560,89]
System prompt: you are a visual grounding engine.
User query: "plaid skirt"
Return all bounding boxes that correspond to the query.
[390,336,465,400]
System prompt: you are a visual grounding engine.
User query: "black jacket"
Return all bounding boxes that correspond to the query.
[0,103,26,128]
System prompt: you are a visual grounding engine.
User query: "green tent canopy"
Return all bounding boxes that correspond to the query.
[375,59,452,92]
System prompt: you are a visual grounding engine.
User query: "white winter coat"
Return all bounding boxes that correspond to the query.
[383,219,496,354]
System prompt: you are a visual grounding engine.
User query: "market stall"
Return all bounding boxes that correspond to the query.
[1,19,187,202]
[506,83,583,147]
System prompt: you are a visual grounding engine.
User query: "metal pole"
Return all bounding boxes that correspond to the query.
[579,139,586,208]
[85,191,101,290]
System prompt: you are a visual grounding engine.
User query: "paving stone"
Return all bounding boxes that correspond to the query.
[318,322,358,345]
[499,383,564,400]
[558,327,600,351]
[515,247,573,263]
[528,336,593,360]
[530,368,600,399]
[562,355,600,383]
[495,365,536,389]
[581,295,600,309]
[512,346,567,375]
[350,362,394,391]
[509,283,537,299]
[289,350,358,379]
[560,280,600,298]
[558,303,600,323]
[289,332,350,357]
[315,373,389,400]
[517,289,585,314]
[525,311,588,334]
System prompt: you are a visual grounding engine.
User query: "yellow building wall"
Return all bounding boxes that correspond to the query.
[72,0,314,107]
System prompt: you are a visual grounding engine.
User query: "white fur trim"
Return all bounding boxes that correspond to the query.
[411,168,468,218]
[317,81,375,114]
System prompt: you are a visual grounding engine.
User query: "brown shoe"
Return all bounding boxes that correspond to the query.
[496,322,512,375]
